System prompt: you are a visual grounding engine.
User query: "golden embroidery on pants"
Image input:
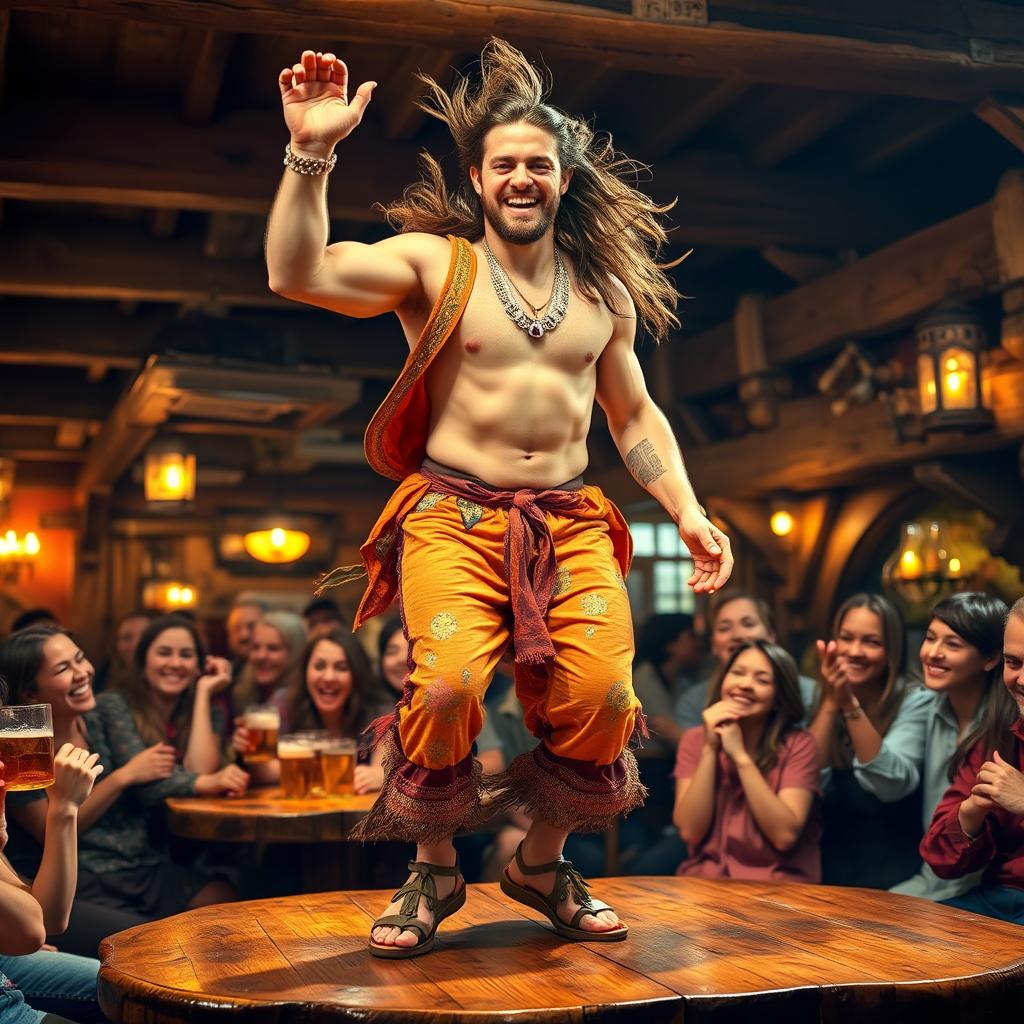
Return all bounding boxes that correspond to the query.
[605,680,631,717]
[415,492,445,512]
[461,667,472,686]
[374,529,397,559]
[585,625,597,639]
[580,593,609,616]
[430,611,459,640]
[423,680,463,724]
[613,568,627,592]
[425,737,452,764]
[423,650,438,668]
[456,497,485,530]
[553,566,571,597]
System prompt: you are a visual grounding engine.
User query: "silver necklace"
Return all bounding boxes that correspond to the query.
[482,239,569,340]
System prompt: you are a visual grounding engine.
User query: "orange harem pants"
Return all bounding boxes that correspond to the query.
[348,465,646,845]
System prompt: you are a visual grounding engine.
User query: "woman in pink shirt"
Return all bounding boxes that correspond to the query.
[673,640,821,882]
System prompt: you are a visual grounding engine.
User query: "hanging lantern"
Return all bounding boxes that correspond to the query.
[243,519,312,564]
[916,302,993,433]
[142,579,198,611]
[882,520,967,604]
[144,438,196,504]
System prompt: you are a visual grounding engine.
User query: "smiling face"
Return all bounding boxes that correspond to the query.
[1003,614,1024,721]
[227,603,263,660]
[835,606,888,689]
[35,633,96,718]
[711,598,774,666]
[720,646,777,721]
[306,638,354,716]
[470,121,571,245]
[380,629,409,695]
[144,626,200,699]
[249,622,291,690]
[920,616,998,694]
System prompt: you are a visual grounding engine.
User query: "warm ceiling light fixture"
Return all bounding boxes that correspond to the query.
[769,509,794,537]
[243,520,312,564]
[882,520,967,604]
[916,301,993,434]
[144,437,196,504]
[142,579,198,611]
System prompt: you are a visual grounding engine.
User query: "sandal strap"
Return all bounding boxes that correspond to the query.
[372,914,428,940]
[513,842,568,876]
[569,899,614,930]
[407,859,460,878]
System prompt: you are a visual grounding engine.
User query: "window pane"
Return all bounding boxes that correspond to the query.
[654,560,678,596]
[631,522,655,557]
[625,569,645,620]
[657,523,682,557]
[654,592,680,613]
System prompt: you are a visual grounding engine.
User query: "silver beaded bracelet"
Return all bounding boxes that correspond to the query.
[283,143,337,176]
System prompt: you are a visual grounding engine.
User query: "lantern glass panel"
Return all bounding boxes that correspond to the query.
[144,451,196,502]
[938,346,976,411]
[917,353,937,414]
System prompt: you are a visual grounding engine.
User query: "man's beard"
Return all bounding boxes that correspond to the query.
[480,191,560,245]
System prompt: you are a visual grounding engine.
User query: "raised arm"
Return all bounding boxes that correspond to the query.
[265,49,439,317]
[595,287,733,593]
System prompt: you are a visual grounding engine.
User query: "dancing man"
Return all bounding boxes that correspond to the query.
[265,39,733,957]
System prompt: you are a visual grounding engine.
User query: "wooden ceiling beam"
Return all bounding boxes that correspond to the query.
[747,92,870,168]
[180,29,236,124]
[8,0,1024,101]
[975,94,1024,153]
[375,47,459,141]
[0,101,939,248]
[0,300,409,378]
[661,355,1024,498]
[641,80,749,160]
[0,99,416,222]
[0,223,285,308]
[673,199,1001,397]
[847,99,966,172]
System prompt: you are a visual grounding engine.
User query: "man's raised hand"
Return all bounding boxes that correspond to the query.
[278,50,376,152]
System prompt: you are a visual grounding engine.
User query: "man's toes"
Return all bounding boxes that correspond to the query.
[394,928,420,948]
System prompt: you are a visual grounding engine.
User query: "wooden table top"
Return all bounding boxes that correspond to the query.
[99,876,1024,1024]
[165,787,377,843]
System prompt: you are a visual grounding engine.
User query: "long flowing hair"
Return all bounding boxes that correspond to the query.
[0,625,70,704]
[286,630,375,737]
[124,614,206,755]
[946,593,1016,779]
[382,38,684,340]
[706,640,806,774]
[813,593,918,770]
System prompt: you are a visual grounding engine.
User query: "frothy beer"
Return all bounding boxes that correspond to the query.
[278,738,318,799]
[318,739,356,796]
[243,708,280,763]
[0,729,55,792]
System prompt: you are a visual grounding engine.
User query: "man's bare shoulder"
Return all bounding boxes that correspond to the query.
[376,231,451,266]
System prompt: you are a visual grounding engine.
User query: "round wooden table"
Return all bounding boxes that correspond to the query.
[98,876,1024,1023]
[165,788,378,892]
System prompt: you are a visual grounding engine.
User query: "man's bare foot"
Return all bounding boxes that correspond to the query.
[370,864,464,949]
[505,851,622,932]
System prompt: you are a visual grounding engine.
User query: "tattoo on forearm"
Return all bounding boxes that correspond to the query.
[625,439,667,486]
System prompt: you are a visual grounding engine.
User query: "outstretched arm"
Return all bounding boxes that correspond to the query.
[596,288,733,593]
[265,50,441,318]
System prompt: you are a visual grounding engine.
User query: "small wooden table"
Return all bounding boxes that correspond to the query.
[98,876,1024,1023]
[165,788,377,892]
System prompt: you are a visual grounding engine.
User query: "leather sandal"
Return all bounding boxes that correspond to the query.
[500,842,628,942]
[368,859,466,959]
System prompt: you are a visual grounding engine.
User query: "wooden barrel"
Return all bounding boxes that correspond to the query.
[98,876,1024,1023]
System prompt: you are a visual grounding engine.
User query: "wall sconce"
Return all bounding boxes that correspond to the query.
[882,520,967,604]
[144,438,196,505]
[0,529,41,584]
[769,508,794,538]
[916,301,993,433]
[142,579,198,612]
[243,519,312,564]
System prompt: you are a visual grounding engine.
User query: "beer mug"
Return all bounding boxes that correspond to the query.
[277,734,318,799]
[242,705,280,764]
[0,704,55,792]
[317,738,356,796]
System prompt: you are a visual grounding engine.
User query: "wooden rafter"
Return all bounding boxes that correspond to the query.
[641,80,749,160]
[181,29,236,124]
[375,47,458,141]
[674,200,1001,397]
[846,99,966,172]
[975,94,1024,153]
[747,92,870,168]
[8,0,1024,101]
